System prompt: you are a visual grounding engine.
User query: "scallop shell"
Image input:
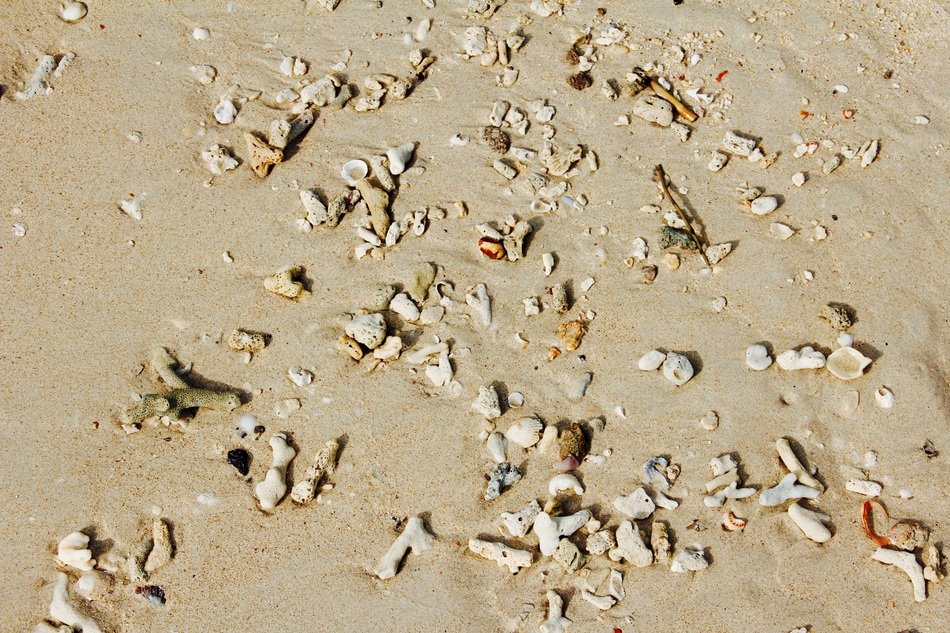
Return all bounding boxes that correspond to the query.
[505,416,543,448]
[340,159,368,186]
[826,346,872,380]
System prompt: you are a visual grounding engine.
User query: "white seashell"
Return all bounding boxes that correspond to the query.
[777,346,826,370]
[745,344,773,370]
[340,159,368,186]
[787,502,832,543]
[760,473,821,506]
[700,410,719,431]
[769,223,795,240]
[119,195,144,221]
[875,387,894,409]
[671,547,708,572]
[374,516,434,580]
[638,349,666,371]
[60,2,88,23]
[548,474,584,496]
[507,392,524,408]
[487,432,507,463]
[723,130,757,156]
[613,488,656,520]
[193,27,210,40]
[662,352,694,386]
[471,385,502,420]
[288,366,313,386]
[825,346,872,380]
[468,538,532,574]
[505,416,543,448]
[254,433,296,512]
[750,195,779,215]
[389,293,421,321]
[499,499,541,538]
[631,237,648,261]
[57,532,95,571]
[386,143,415,175]
[708,151,729,172]
[608,520,653,567]
[871,547,927,602]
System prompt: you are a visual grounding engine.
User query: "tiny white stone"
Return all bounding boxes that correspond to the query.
[637,349,666,371]
[914,115,930,125]
[580,277,595,292]
[750,196,779,215]
[12,223,26,237]
[832,84,848,93]
[288,367,313,387]
[837,332,854,347]
[193,27,210,40]
[792,172,806,187]
[770,223,795,240]
[213,96,237,124]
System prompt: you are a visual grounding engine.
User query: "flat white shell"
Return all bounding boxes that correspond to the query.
[825,346,871,380]
[341,159,368,186]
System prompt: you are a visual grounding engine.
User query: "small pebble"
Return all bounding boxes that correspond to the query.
[193,27,210,40]
[226,448,250,476]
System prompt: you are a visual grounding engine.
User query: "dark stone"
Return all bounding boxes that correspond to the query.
[227,448,250,476]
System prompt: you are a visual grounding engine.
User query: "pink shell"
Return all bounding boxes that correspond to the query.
[554,456,579,472]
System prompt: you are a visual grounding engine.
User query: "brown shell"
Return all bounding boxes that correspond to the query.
[478,237,505,260]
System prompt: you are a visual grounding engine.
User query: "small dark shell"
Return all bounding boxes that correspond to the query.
[558,423,589,461]
[567,72,593,91]
[482,126,511,154]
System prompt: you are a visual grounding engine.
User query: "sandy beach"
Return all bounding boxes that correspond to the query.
[1,1,948,631]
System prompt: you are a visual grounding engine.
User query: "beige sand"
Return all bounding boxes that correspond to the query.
[1,1,948,631]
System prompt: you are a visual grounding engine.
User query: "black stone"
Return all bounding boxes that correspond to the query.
[227,448,250,476]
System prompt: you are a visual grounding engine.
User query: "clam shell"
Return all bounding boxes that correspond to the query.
[826,346,871,380]
[505,416,543,448]
[340,159,368,186]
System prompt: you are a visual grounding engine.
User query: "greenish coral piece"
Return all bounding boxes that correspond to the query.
[122,348,241,428]
[658,225,698,251]
[408,262,436,303]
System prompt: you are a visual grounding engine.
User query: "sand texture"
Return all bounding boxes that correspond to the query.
[1,1,948,631]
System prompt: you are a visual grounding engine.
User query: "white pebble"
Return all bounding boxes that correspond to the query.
[770,223,795,240]
[792,172,806,187]
[193,27,210,40]
[60,2,88,22]
[745,344,772,370]
[914,115,930,125]
[12,223,26,237]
